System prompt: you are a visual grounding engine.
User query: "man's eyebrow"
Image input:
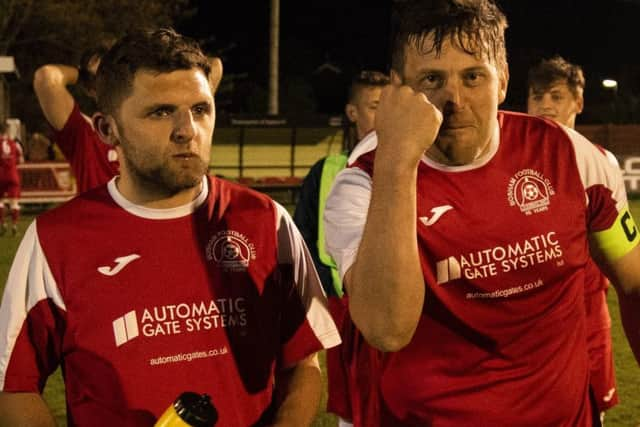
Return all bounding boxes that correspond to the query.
[142,103,175,113]
[413,69,446,80]
[530,86,550,95]
[416,64,490,75]
[193,100,213,108]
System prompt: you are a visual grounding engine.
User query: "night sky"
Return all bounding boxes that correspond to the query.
[179,0,640,119]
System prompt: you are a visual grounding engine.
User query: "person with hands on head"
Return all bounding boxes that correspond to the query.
[33,44,223,195]
[33,41,120,192]
[324,1,640,426]
[0,28,339,427]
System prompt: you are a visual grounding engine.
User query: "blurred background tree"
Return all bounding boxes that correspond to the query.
[0,0,194,132]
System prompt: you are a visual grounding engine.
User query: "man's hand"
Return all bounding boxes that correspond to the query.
[375,71,443,169]
[0,392,56,427]
[209,57,223,93]
[342,71,434,352]
[78,53,101,98]
[270,354,321,427]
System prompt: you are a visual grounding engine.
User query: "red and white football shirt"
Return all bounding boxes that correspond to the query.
[52,103,119,192]
[325,111,634,426]
[0,175,340,426]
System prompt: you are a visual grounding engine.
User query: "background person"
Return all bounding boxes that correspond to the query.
[33,41,120,193]
[527,55,584,129]
[25,132,62,162]
[324,0,640,425]
[527,55,619,424]
[0,28,339,426]
[294,70,389,427]
[294,70,390,297]
[0,121,24,237]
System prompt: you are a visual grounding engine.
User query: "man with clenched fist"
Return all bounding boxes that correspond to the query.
[323,1,640,426]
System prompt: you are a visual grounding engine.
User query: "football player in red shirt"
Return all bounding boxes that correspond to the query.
[528,55,619,426]
[0,28,339,426]
[324,1,640,426]
[0,121,23,236]
[33,42,120,193]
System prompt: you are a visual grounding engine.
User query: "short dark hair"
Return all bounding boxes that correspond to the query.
[343,70,390,152]
[527,56,585,99]
[96,28,211,114]
[347,70,390,103]
[391,0,508,75]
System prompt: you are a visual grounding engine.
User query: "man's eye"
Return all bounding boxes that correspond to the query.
[465,72,484,85]
[421,74,442,89]
[151,108,172,117]
[193,105,210,115]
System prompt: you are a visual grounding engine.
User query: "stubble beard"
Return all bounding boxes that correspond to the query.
[119,136,208,196]
[129,157,208,195]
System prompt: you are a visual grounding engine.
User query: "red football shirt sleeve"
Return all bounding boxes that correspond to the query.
[274,203,340,368]
[50,103,118,193]
[0,222,66,392]
[51,103,86,159]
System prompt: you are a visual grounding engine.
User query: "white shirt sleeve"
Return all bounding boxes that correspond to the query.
[323,167,372,280]
[0,221,65,390]
[565,126,628,212]
[274,202,341,350]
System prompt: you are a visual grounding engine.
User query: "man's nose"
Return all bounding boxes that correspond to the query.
[443,78,463,107]
[540,95,555,111]
[172,110,196,144]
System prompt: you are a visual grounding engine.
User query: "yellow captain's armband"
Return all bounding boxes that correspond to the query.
[592,206,640,260]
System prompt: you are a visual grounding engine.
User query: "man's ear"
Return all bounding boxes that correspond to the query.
[576,94,584,114]
[209,57,223,93]
[92,113,119,146]
[497,64,509,105]
[345,103,357,123]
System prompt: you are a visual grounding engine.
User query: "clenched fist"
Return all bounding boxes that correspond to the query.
[374,71,442,170]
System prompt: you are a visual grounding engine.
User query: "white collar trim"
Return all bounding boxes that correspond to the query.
[422,120,500,172]
[348,120,501,173]
[107,175,208,219]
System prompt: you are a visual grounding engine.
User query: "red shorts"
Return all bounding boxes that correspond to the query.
[326,296,352,420]
[0,178,20,198]
[326,296,393,427]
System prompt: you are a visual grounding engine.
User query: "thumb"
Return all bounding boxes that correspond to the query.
[390,69,402,86]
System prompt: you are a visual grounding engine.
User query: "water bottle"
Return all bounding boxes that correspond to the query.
[155,392,218,427]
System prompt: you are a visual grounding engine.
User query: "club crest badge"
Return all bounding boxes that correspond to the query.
[507,169,555,215]
[206,230,256,272]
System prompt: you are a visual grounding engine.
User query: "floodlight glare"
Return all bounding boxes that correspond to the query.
[602,79,618,89]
